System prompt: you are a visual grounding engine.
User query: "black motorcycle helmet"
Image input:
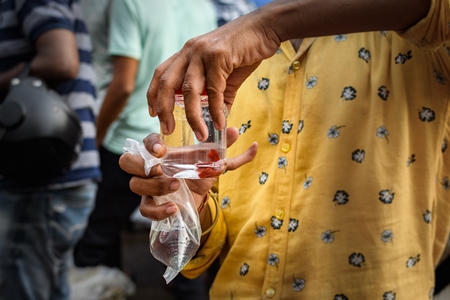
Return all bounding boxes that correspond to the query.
[0,65,82,183]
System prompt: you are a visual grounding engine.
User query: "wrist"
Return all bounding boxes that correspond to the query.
[198,192,219,243]
[197,193,209,213]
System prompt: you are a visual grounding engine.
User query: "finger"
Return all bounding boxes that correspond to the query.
[128,176,180,197]
[223,63,261,112]
[182,56,208,141]
[200,36,232,132]
[119,153,161,178]
[154,53,190,135]
[139,195,178,221]
[226,142,258,171]
[226,127,239,147]
[147,53,178,118]
[143,133,167,158]
[204,66,228,132]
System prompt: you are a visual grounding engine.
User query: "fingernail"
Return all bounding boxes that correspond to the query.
[160,123,168,135]
[153,143,162,155]
[194,130,203,141]
[169,181,179,191]
[149,106,155,116]
[166,205,177,214]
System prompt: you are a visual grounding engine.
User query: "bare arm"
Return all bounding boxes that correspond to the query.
[96,56,139,147]
[31,28,79,86]
[264,0,431,43]
[147,0,431,141]
[0,28,79,98]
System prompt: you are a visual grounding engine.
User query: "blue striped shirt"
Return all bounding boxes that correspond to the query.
[0,0,101,188]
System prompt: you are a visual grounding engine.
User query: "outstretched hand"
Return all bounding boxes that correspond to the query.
[119,127,258,221]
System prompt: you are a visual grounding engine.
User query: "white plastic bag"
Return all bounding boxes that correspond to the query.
[123,138,201,283]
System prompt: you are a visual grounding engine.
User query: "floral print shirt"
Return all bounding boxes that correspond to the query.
[183,1,450,299]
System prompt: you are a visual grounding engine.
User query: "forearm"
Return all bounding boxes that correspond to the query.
[96,56,138,145]
[96,82,132,143]
[31,29,79,87]
[252,0,431,44]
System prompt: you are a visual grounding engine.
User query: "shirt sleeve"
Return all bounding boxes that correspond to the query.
[397,0,450,49]
[108,0,142,60]
[16,0,75,43]
[181,195,227,279]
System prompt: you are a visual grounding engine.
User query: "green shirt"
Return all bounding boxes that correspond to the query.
[80,0,113,101]
[104,0,217,154]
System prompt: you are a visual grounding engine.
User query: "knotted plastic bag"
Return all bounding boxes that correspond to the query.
[123,138,201,283]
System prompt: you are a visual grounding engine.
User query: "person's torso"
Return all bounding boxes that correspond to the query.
[214,31,450,299]
[103,0,217,154]
[0,0,101,189]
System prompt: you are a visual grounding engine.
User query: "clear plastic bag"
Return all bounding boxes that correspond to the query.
[123,138,201,283]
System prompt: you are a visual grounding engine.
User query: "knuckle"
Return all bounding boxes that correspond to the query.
[153,65,165,78]
[139,204,156,220]
[128,177,141,194]
[181,81,195,95]
[155,105,163,117]
[184,36,199,49]
[146,89,152,100]
[158,73,171,90]
[139,201,165,221]
[149,165,162,177]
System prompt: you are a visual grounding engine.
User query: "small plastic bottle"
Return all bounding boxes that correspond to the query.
[160,87,227,179]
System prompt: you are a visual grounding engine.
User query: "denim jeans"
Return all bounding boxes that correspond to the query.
[0,182,96,300]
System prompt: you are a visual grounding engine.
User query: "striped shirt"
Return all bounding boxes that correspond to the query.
[0,0,101,188]
[209,0,257,27]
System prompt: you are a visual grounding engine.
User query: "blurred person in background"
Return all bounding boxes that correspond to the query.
[72,0,217,299]
[79,0,113,109]
[209,0,257,26]
[0,0,100,299]
[252,0,272,7]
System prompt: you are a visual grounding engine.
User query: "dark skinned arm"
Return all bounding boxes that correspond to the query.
[147,0,432,141]
[96,56,139,147]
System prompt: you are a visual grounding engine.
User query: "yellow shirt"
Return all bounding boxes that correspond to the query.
[183,1,450,299]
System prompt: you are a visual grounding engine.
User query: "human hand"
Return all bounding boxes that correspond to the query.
[146,9,281,142]
[119,127,258,221]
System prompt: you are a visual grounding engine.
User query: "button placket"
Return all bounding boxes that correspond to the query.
[281,143,290,153]
[265,287,276,298]
[291,61,301,70]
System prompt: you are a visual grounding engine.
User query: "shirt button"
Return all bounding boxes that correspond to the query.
[265,288,276,298]
[281,143,290,153]
[275,209,285,220]
[292,61,301,70]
